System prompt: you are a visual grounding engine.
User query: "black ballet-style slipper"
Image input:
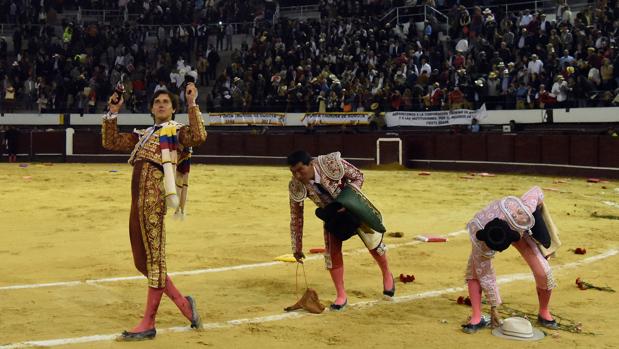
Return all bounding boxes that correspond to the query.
[383,274,396,298]
[186,295,202,329]
[461,318,488,334]
[329,299,348,311]
[537,315,559,329]
[116,328,157,341]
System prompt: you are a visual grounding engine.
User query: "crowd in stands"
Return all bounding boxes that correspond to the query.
[0,0,279,114]
[1,0,618,115]
[0,1,240,114]
[208,0,619,113]
[1,20,203,114]
[128,0,268,26]
[0,0,267,26]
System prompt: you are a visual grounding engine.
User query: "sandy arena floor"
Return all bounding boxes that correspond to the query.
[0,163,618,349]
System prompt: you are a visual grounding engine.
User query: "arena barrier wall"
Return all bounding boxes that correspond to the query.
[4,129,613,178]
[1,107,619,126]
[1,109,618,178]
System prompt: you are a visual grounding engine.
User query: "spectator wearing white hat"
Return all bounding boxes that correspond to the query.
[527,54,544,77]
[551,75,570,108]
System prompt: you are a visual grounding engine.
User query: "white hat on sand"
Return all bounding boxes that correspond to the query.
[492,317,545,341]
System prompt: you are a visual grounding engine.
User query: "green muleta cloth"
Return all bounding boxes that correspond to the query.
[335,184,386,233]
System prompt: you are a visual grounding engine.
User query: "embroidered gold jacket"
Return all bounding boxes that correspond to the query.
[101,105,207,165]
[288,152,364,254]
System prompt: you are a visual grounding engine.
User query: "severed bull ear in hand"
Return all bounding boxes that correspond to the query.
[111,82,125,105]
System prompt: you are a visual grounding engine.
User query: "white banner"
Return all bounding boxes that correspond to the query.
[302,112,372,126]
[207,113,285,126]
[385,105,488,127]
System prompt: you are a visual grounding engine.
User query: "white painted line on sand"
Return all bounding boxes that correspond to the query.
[409,159,619,171]
[0,281,83,291]
[602,201,619,209]
[2,247,615,349]
[0,230,468,291]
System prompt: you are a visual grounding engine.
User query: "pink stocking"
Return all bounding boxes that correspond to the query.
[467,279,483,324]
[327,233,346,305]
[164,276,192,320]
[370,249,393,290]
[131,286,164,332]
[513,238,554,320]
[537,288,553,320]
[328,266,347,305]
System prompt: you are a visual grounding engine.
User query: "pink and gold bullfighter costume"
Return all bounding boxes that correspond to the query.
[102,84,205,340]
[463,186,559,333]
[288,151,394,310]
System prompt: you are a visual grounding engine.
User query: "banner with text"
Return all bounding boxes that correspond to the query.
[302,112,373,126]
[207,113,285,126]
[385,105,488,127]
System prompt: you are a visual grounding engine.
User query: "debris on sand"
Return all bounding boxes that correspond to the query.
[415,235,448,242]
[568,247,587,255]
[591,211,619,220]
[399,274,415,283]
